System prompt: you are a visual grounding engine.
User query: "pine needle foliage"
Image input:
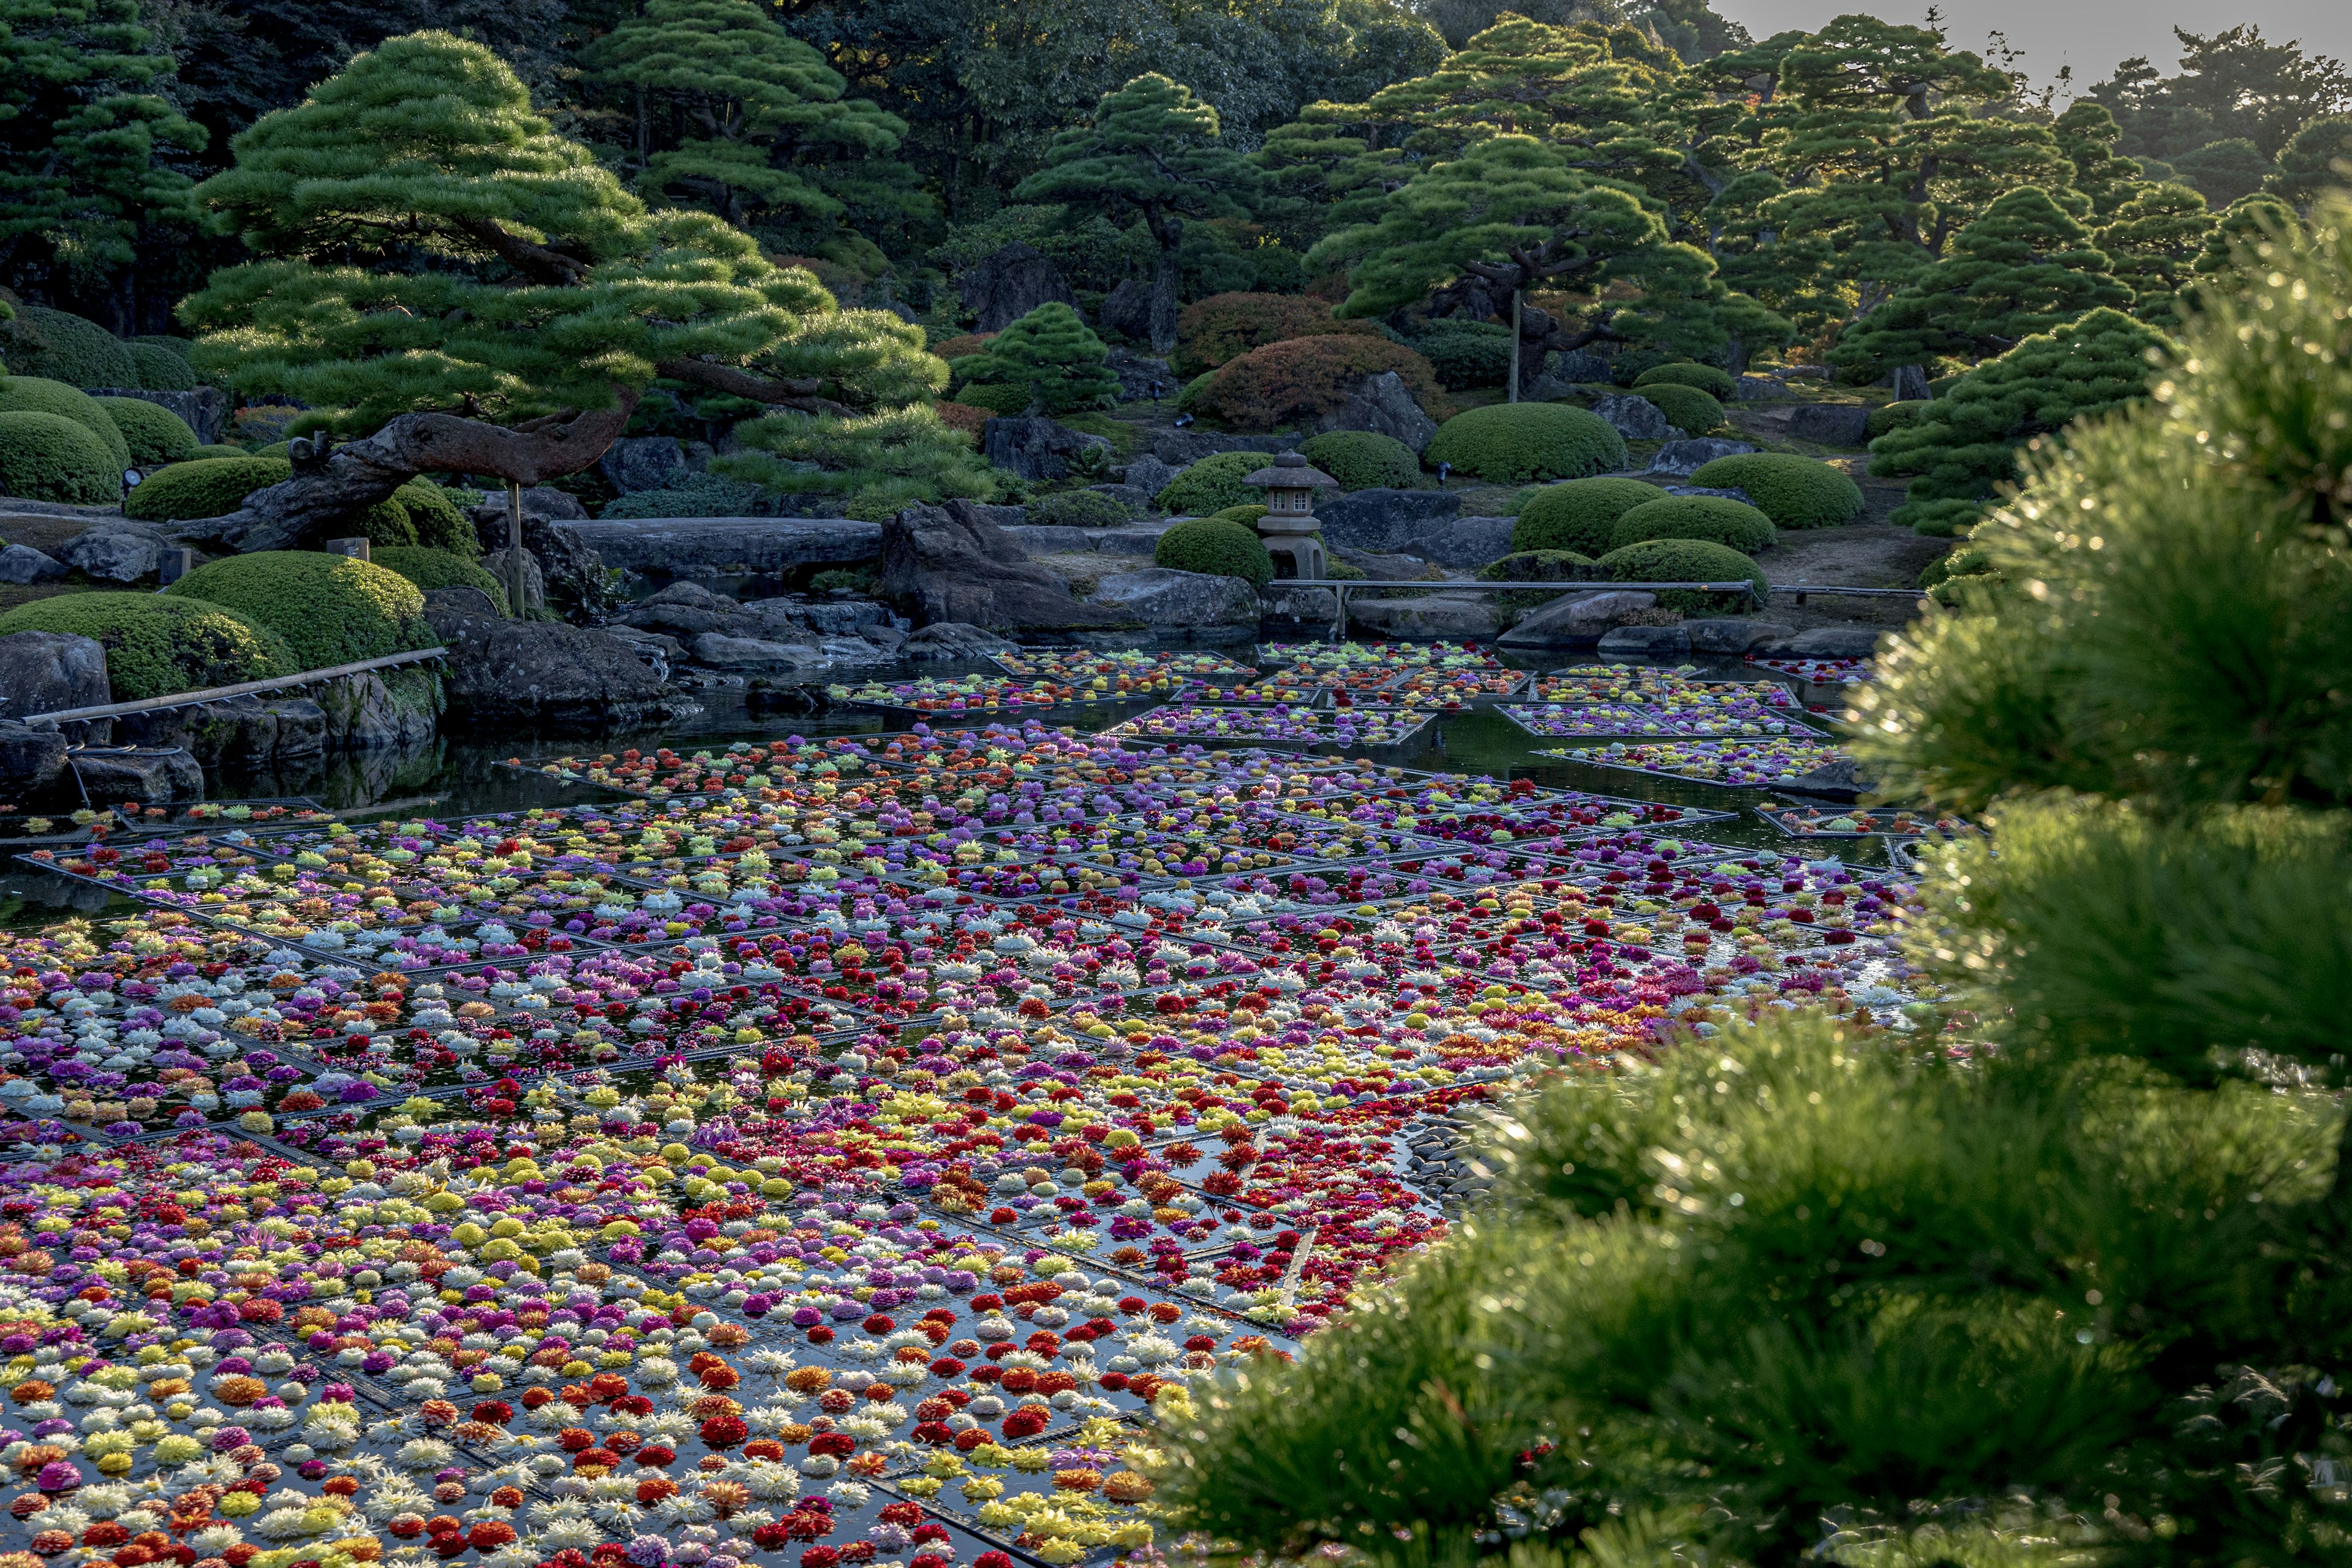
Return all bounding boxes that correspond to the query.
[951,303,1118,417]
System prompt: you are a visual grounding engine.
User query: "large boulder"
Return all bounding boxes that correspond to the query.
[0,545,66,584]
[425,602,681,731]
[1098,282,1155,345]
[1091,520,1180,556]
[902,622,1017,661]
[1759,625,1885,660]
[0,722,67,794]
[1596,623,1693,658]
[598,436,688,495]
[1399,514,1513,569]
[564,516,881,573]
[312,671,439,751]
[113,694,329,767]
[1784,403,1872,446]
[875,500,1142,633]
[1346,592,1508,639]
[1733,374,1792,401]
[58,522,165,583]
[70,748,203,803]
[983,417,1113,482]
[474,508,604,614]
[0,631,108,720]
[1148,431,1296,466]
[83,386,230,445]
[1315,488,1461,554]
[1306,371,1441,454]
[1646,437,1755,477]
[617,579,741,637]
[1684,617,1795,654]
[1521,349,1611,401]
[423,586,499,617]
[479,545,546,615]
[1118,453,1178,500]
[1498,590,1659,648]
[1591,394,1675,441]
[1102,345,1171,401]
[959,243,1079,333]
[1087,568,1260,643]
[688,632,823,670]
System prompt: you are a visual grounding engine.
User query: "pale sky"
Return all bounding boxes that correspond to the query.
[1712,0,2352,93]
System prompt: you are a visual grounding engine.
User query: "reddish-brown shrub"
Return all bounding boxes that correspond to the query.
[931,401,991,436]
[1173,293,1384,379]
[1194,337,1451,433]
[930,334,997,360]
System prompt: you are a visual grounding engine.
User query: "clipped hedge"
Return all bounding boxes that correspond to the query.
[1191,337,1448,433]
[1608,348,1676,386]
[1210,503,1268,526]
[164,551,434,673]
[1407,318,1515,390]
[1596,538,1770,613]
[0,306,137,386]
[1172,293,1382,380]
[1427,404,1626,483]
[1634,382,1725,436]
[1634,363,1736,399]
[375,546,510,615]
[94,397,198,466]
[0,412,121,505]
[388,479,478,557]
[1298,431,1421,491]
[126,341,201,391]
[1154,517,1273,587]
[1510,478,1664,556]
[1155,452,1265,516]
[1686,453,1863,529]
[189,444,249,460]
[600,473,774,519]
[124,456,292,522]
[1476,548,1600,609]
[1610,495,1776,554]
[0,377,130,469]
[1028,490,1132,528]
[0,592,292,701]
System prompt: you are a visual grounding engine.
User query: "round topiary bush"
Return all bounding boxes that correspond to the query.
[394,480,480,557]
[951,380,1030,415]
[1634,363,1736,399]
[1866,399,1929,440]
[0,377,130,469]
[126,341,201,391]
[1027,490,1133,528]
[1476,548,1600,609]
[1632,383,1724,436]
[1509,477,1664,555]
[1154,516,1273,587]
[1596,538,1770,614]
[189,444,248,460]
[0,306,137,386]
[0,412,121,504]
[1156,452,1265,516]
[164,551,434,672]
[1609,495,1776,554]
[1608,348,1675,386]
[1298,431,1421,491]
[1210,503,1268,526]
[0,592,292,700]
[1686,453,1864,529]
[952,303,1118,417]
[375,546,510,614]
[1407,318,1515,390]
[93,398,198,466]
[124,456,293,522]
[1425,404,1626,483]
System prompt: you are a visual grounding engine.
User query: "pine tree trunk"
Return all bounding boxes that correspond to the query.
[505,481,527,619]
[1509,289,1523,405]
[1148,247,1181,356]
[1890,363,1931,401]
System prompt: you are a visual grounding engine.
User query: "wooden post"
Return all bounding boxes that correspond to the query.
[505,480,526,618]
[157,547,195,585]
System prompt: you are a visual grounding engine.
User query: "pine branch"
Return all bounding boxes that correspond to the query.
[653,356,856,417]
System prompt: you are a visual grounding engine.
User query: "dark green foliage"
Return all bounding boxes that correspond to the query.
[2095,181,2215,330]
[2265,115,2352,208]
[0,592,290,699]
[1866,400,1929,440]
[123,456,291,521]
[1608,494,1773,553]
[1607,347,1675,386]
[0,412,121,503]
[807,568,875,594]
[1630,381,1722,435]
[0,377,129,467]
[1026,490,1132,527]
[1917,540,1991,589]
[125,341,200,390]
[187,444,247,461]
[1153,516,1272,586]
[1634,361,1735,398]
[1686,452,1863,528]
[1209,503,1267,526]
[1172,294,1378,381]
[1404,318,1514,390]
[1155,453,1264,516]
[392,480,478,557]
[1475,549,1598,582]
[350,498,417,549]
[1596,536,1768,611]
[2086,25,2352,162]
[1510,477,1664,555]
[1297,431,1421,491]
[0,308,137,386]
[1425,403,1626,483]
[92,397,197,466]
[164,551,434,671]
[2167,137,2274,205]
[714,405,999,521]
[1868,308,2174,532]
[2190,192,2300,292]
[374,546,509,615]
[597,473,774,520]
[952,303,1118,416]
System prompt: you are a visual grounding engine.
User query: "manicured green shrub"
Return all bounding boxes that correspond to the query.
[1298,431,1420,491]
[252,440,293,459]
[1866,399,1930,440]
[1633,383,1724,435]
[388,480,478,557]
[1476,548,1600,608]
[164,551,434,672]
[1634,363,1736,399]
[126,342,201,391]
[1427,403,1627,484]
[1597,537,1770,613]
[951,379,1030,415]
[1173,293,1382,380]
[1916,541,1991,589]
[1510,478,1665,556]
[1686,452,1864,529]
[1610,495,1775,554]
[0,377,130,468]
[0,306,137,386]
[350,498,419,548]
[0,412,121,504]
[1608,347,1675,386]
[1154,516,1273,586]
[1210,503,1268,526]
[1155,452,1264,516]
[1192,337,1448,433]
[124,457,292,522]
[953,303,1119,416]
[0,592,292,701]
[600,473,773,519]
[375,546,510,615]
[189,444,248,460]
[1406,318,1514,390]
[93,398,198,466]
[1028,490,1132,527]
[1174,371,1220,415]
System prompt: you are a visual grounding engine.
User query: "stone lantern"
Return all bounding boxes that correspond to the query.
[1242,452,1337,580]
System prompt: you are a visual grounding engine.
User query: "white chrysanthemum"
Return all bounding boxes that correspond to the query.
[825,1482,870,1509]
[536,1518,604,1553]
[590,1500,642,1528]
[650,1493,710,1525]
[744,1350,795,1378]
[635,1358,679,1386]
[254,1507,322,1540]
[745,1404,799,1434]
[587,1476,638,1502]
[396,1438,455,1471]
[190,1526,245,1555]
[740,1462,800,1501]
[645,1411,695,1441]
[526,1400,582,1431]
